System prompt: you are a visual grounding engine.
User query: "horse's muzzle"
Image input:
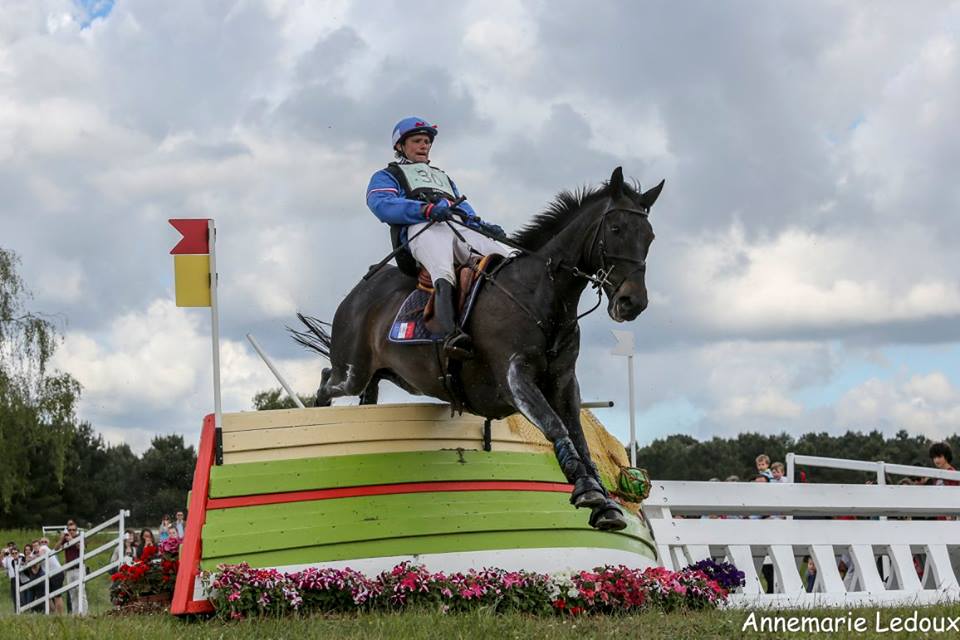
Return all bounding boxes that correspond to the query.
[609,293,647,322]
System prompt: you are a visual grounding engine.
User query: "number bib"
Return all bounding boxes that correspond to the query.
[392,162,457,201]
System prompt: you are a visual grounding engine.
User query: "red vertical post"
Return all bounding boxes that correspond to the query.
[171,414,216,615]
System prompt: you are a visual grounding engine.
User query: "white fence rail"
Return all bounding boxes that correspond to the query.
[15,510,129,615]
[786,453,960,485]
[643,481,960,608]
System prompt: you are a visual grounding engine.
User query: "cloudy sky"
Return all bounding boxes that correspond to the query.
[3,0,959,453]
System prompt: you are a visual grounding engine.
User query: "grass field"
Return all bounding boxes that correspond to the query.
[0,602,958,639]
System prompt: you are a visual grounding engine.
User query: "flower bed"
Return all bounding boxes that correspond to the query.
[202,559,744,619]
[110,536,181,608]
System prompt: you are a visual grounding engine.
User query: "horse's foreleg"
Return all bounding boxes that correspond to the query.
[550,378,627,531]
[505,355,592,487]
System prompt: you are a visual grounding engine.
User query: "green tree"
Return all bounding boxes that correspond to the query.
[0,247,80,513]
[253,388,314,410]
[133,434,196,523]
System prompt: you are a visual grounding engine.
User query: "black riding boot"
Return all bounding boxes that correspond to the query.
[434,279,473,359]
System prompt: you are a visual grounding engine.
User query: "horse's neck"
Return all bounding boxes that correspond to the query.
[510,206,600,320]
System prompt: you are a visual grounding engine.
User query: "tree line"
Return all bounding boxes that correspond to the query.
[634,430,959,483]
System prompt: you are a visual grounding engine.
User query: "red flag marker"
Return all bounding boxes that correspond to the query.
[169,219,210,254]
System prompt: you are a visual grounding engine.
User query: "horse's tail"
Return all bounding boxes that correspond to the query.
[289,313,332,359]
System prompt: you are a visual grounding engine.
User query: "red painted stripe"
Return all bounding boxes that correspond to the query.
[207,480,573,510]
[171,414,216,616]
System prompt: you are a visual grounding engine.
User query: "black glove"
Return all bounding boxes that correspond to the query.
[425,200,452,222]
[481,222,506,239]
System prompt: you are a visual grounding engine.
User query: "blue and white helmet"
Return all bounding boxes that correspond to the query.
[391,117,438,149]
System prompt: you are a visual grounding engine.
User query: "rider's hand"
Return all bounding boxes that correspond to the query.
[424,200,452,222]
[482,222,506,239]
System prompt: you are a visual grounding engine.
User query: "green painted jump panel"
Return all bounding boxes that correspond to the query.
[200,529,656,571]
[203,491,558,530]
[200,490,652,559]
[209,450,565,498]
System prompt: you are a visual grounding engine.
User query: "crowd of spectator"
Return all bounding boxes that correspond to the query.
[702,442,957,594]
[2,511,186,614]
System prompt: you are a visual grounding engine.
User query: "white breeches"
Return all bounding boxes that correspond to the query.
[407,221,509,285]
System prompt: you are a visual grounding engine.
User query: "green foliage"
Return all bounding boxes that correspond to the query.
[0,247,79,512]
[0,248,196,528]
[253,388,314,410]
[136,434,196,519]
[635,430,960,482]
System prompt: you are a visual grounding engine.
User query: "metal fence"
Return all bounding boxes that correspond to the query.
[14,510,129,615]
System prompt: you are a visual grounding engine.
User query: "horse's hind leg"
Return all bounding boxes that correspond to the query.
[315,363,371,407]
[359,373,381,405]
[314,368,333,407]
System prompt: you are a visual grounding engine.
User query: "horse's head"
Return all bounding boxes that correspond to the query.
[592,167,663,322]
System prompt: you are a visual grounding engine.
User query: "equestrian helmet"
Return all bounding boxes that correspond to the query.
[392,117,438,148]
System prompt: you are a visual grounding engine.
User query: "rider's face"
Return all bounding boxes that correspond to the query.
[398,134,432,162]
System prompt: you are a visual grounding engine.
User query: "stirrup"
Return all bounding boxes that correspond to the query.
[443,330,473,360]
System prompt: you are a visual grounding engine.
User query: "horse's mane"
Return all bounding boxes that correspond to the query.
[510,180,642,251]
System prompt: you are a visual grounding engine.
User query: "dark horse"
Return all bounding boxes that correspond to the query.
[296,167,662,530]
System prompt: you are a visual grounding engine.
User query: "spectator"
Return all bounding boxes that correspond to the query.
[804,556,817,592]
[110,529,138,573]
[37,537,65,614]
[929,442,958,486]
[724,475,740,482]
[175,512,186,538]
[166,526,179,542]
[21,551,44,612]
[756,454,773,480]
[135,529,156,560]
[57,520,83,613]
[770,462,788,483]
[158,515,173,542]
[3,545,18,609]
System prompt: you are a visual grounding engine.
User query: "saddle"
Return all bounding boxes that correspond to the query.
[388,255,500,344]
[419,255,495,324]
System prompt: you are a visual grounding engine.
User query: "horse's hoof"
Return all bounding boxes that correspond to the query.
[572,490,606,509]
[570,475,606,508]
[589,500,628,531]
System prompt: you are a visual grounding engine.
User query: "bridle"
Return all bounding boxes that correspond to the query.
[582,201,651,298]
[474,199,651,332]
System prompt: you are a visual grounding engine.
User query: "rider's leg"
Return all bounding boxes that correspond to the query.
[407,223,472,358]
[407,222,456,284]
[455,227,510,260]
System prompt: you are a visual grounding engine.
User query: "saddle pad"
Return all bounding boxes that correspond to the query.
[388,273,490,345]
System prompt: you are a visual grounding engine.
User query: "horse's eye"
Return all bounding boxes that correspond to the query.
[610,225,621,234]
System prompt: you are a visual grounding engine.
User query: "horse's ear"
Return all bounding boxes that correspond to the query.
[639,179,665,209]
[609,166,624,199]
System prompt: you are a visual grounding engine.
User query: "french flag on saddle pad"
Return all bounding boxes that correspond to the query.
[392,321,416,341]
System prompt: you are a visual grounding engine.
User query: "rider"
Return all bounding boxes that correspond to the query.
[366,117,507,359]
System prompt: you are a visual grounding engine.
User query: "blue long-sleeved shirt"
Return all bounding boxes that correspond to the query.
[365,167,479,230]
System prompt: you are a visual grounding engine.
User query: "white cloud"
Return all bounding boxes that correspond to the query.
[3,0,960,453]
[668,224,960,333]
[836,372,960,440]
